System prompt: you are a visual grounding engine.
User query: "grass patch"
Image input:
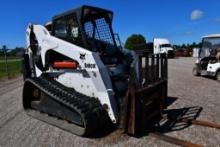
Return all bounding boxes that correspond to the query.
[0,56,21,60]
[0,59,22,79]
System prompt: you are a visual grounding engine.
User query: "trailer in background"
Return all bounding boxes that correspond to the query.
[134,38,175,58]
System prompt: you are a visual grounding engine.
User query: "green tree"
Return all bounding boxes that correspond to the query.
[0,45,7,56]
[124,34,146,50]
[192,42,196,48]
[181,44,186,48]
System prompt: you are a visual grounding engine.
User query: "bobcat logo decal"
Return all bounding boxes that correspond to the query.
[80,53,86,60]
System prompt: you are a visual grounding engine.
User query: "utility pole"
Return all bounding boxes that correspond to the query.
[2,45,9,79]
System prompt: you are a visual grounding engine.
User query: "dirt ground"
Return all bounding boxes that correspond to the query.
[0,57,219,147]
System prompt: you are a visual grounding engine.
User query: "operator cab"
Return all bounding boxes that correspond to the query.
[51,5,121,63]
[198,35,220,69]
[200,35,220,59]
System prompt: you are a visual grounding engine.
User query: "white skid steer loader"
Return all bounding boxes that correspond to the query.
[22,5,168,136]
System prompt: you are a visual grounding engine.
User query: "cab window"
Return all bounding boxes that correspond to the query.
[54,19,68,38]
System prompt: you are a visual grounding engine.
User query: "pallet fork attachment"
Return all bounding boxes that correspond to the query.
[120,53,168,136]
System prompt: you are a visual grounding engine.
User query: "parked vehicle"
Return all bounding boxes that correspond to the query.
[175,48,190,57]
[153,38,175,58]
[193,34,220,81]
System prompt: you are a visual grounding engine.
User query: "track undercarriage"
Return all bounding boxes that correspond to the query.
[23,75,106,136]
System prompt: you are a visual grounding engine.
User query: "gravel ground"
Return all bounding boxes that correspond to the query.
[0,57,219,147]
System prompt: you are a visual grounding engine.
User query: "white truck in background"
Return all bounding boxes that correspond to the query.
[153,38,175,58]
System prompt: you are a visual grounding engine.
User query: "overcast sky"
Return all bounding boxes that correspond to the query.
[0,0,220,48]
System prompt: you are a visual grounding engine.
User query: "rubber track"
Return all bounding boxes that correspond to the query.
[23,75,105,136]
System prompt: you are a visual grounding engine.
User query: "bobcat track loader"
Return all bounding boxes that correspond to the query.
[22,5,168,136]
